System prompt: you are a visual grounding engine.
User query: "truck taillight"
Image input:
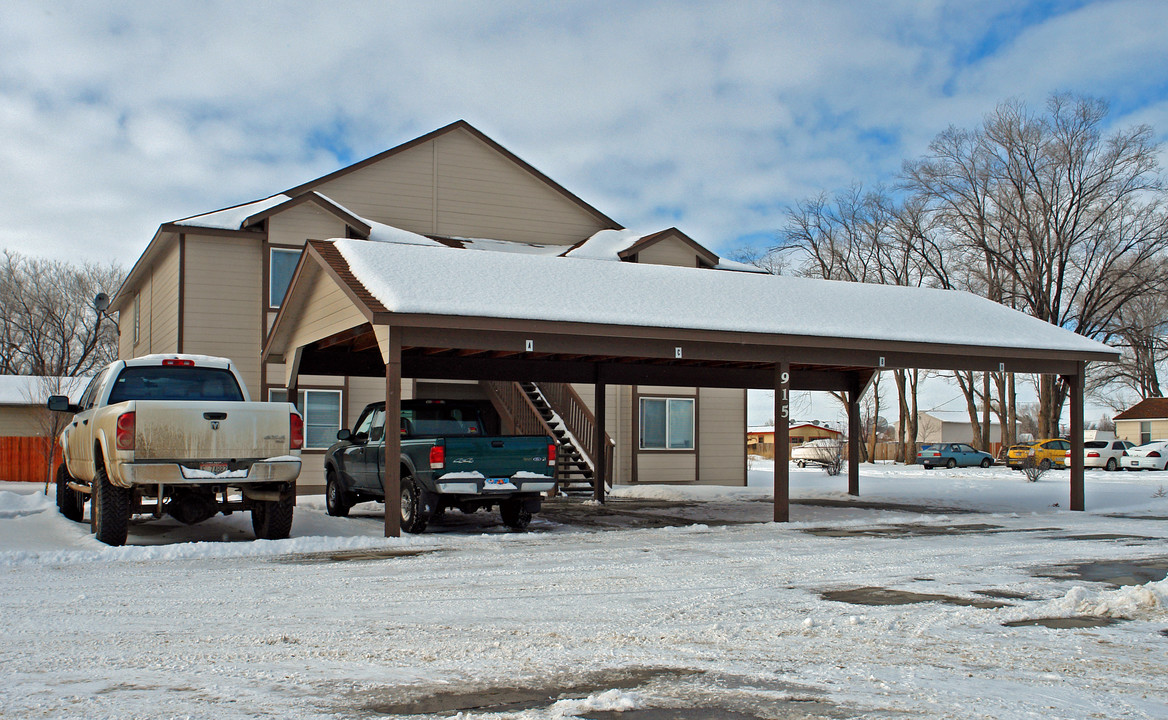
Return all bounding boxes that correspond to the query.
[289,413,303,450]
[116,411,135,450]
[162,358,195,367]
[430,445,445,470]
[547,443,557,467]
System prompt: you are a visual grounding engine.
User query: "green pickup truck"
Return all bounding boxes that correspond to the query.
[323,400,556,532]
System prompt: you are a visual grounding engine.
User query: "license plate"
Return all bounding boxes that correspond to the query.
[485,478,509,486]
[199,462,230,475]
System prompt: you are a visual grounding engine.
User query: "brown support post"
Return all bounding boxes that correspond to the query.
[384,327,402,538]
[593,373,606,503]
[848,378,861,497]
[774,361,790,522]
[1065,362,1085,511]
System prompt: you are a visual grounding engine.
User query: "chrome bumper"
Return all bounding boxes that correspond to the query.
[120,459,302,486]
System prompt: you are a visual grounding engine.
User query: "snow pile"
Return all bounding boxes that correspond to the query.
[0,489,52,519]
[0,532,438,568]
[610,483,770,502]
[1044,579,1168,619]
[549,689,640,716]
[367,220,445,247]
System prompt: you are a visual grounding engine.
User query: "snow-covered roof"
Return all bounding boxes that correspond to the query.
[748,422,841,435]
[173,194,292,230]
[0,376,89,405]
[172,190,759,272]
[332,239,1114,357]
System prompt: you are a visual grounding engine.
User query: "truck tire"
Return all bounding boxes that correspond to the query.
[325,470,352,517]
[56,464,85,523]
[93,467,131,546]
[400,475,430,534]
[500,499,532,531]
[252,495,294,540]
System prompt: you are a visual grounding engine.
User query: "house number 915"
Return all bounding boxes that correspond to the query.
[780,371,790,419]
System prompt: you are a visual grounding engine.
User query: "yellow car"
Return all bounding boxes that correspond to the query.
[1006,439,1071,471]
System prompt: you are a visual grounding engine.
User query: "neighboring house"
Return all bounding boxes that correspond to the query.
[916,410,1013,457]
[0,376,88,482]
[1113,398,1168,445]
[110,121,758,492]
[747,422,841,459]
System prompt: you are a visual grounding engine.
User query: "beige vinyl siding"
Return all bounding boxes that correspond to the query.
[1115,419,1168,445]
[697,388,746,486]
[133,271,153,355]
[282,272,368,384]
[268,203,347,247]
[312,141,437,236]
[569,383,629,484]
[637,237,702,267]
[314,127,609,245]
[347,376,414,426]
[637,453,697,482]
[118,306,134,359]
[182,234,263,397]
[0,406,45,436]
[150,240,181,353]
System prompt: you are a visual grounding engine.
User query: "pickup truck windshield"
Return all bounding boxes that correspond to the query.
[107,367,245,403]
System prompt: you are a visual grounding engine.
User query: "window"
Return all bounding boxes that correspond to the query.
[639,397,694,450]
[1141,422,1152,445]
[133,294,140,344]
[110,367,244,404]
[270,388,341,449]
[269,248,302,307]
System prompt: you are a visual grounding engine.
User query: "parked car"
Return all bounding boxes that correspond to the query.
[1119,440,1168,471]
[325,400,556,532]
[791,438,842,468]
[48,354,303,546]
[917,443,994,469]
[1006,439,1070,471]
[1064,439,1136,471]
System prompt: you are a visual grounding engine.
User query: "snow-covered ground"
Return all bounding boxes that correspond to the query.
[1,462,1166,719]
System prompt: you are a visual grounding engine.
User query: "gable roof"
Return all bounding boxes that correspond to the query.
[283,120,622,230]
[1114,398,1168,421]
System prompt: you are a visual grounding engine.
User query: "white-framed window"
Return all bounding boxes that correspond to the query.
[269,388,342,450]
[133,293,140,344]
[1140,421,1151,445]
[639,397,695,450]
[269,248,302,308]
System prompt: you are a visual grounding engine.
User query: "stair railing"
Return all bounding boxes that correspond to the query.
[481,380,554,438]
[535,382,616,486]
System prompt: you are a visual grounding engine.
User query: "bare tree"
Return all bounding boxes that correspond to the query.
[0,250,121,377]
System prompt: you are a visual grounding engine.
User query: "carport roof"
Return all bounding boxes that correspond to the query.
[263,237,1116,387]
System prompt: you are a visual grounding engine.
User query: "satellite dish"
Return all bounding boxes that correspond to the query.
[93,292,110,313]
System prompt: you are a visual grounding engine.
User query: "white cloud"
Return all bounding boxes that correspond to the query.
[0,0,1163,267]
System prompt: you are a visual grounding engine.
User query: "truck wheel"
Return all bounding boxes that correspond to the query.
[56,464,85,522]
[252,495,294,540]
[325,470,352,517]
[400,475,430,534]
[500,500,532,531]
[93,467,131,546]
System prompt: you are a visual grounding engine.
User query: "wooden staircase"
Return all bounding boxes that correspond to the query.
[482,380,614,495]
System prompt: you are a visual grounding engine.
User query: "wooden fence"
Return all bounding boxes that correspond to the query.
[0,436,59,483]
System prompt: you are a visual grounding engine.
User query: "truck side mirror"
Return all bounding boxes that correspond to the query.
[47,395,77,413]
[336,428,352,442]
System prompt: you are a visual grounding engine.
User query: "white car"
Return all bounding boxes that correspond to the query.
[1065,439,1136,471]
[1119,440,1168,471]
[791,438,842,468]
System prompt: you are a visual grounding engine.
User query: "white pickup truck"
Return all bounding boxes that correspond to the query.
[49,354,302,546]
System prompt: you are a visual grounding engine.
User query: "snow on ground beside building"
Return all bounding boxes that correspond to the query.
[1,464,1166,719]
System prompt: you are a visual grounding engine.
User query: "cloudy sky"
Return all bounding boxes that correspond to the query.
[2,0,1164,423]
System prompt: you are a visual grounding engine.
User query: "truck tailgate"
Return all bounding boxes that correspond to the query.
[131,401,292,460]
[441,436,552,478]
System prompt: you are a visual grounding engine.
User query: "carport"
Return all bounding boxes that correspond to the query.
[263,238,1118,537]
